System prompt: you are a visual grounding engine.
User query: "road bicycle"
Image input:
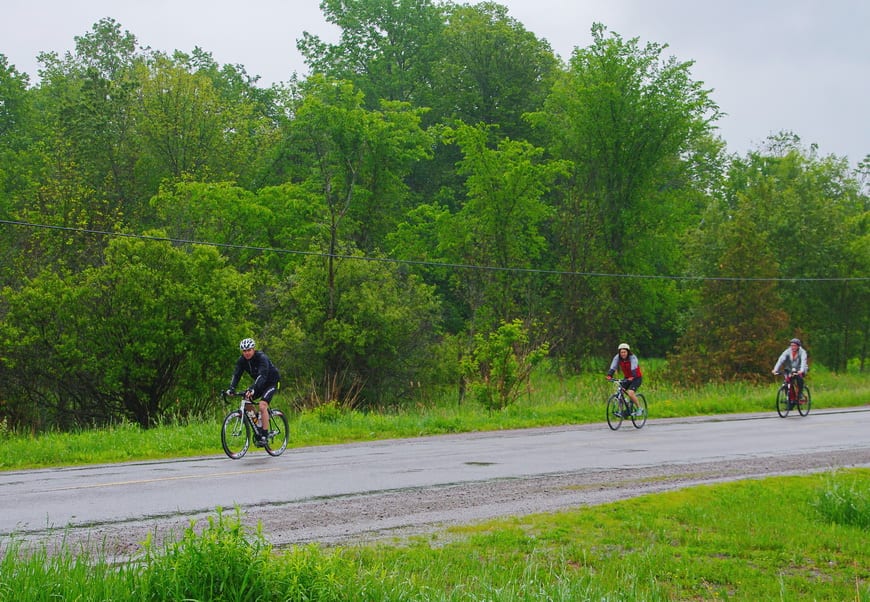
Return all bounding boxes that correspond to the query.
[774,371,811,418]
[606,378,647,430]
[220,390,290,459]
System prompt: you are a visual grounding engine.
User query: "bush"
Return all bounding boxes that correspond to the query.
[811,471,870,530]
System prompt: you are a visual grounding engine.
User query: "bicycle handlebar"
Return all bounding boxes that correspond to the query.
[221,390,252,402]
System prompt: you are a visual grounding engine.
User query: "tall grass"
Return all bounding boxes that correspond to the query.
[0,363,867,471]
[2,470,867,600]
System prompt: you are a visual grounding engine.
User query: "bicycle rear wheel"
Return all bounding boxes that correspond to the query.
[264,409,290,456]
[221,410,251,459]
[606,395,624,430]
[797,386,811,417]
[630,394,648,429]
[775,385,791,418]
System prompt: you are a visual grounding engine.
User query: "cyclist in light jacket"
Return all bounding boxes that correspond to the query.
[772,338,808,400]
[606,343,643,410]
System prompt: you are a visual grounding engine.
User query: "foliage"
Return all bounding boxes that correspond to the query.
[0,238,251,429]
[664,199,788,384]
[438,123,568,331]
[432,2,560,142]
[271,250,443,409]
[812,471,870,530]
[297,0,445,107]
[0,9,866,436]
[528,22,722,359]
[723,137,869,371]
[137,508,274,600]
[463,319,550,412]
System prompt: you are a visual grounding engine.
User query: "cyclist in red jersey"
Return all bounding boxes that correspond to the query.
[606,343,643,410]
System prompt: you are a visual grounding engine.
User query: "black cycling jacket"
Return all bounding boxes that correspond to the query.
[229,350,280,396]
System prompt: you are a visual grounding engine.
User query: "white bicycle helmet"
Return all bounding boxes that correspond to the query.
[617,343,630,351]
[239,338,256,351]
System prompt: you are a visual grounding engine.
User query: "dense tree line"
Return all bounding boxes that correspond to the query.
[0,1,866,431]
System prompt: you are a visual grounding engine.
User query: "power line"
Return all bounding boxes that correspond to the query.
[2,218,868,283]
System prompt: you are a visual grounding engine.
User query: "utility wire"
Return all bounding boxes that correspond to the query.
[2,218,868,283]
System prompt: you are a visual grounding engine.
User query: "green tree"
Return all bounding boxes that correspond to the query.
[36,18,150,222]
[0,238,251,430]
[150,181,273,267]
[150,48,283,190]
[432,2,559,141]
[529,23,721,359]
[271,251,443,408]
[0,55,37,287]
[665,199,787,384]
[282,75,430,317]
[462,319,549,411]
[0,54,33,170]
[135,54,252,185]
[438,123,567,331]
[725,134,868,371]
[298,0,445,107]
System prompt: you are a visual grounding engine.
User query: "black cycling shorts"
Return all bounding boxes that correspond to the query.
[625,377,642,391]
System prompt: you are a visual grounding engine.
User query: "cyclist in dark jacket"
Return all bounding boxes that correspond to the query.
[226,338,280,445]
[606,343,643,411]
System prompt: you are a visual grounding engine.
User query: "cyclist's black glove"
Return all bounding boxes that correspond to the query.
[225,388,234,396]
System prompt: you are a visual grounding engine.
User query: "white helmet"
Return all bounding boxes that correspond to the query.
[239,338,256,351]
[617,343,630,351]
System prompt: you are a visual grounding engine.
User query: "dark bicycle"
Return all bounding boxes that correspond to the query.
[606,378,647,430]
[220,390,290,459]
[774,371,811,418]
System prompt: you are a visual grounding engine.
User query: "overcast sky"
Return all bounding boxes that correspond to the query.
[2,0,868,165]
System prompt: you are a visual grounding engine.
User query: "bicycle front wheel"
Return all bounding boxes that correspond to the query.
[221,410,251,459]
[264,409,290,457]
[630,394,648,429]
[606,395,624,430]
[775,385,790,418]
[797,386,812,417]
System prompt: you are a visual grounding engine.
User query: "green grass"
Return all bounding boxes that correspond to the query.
[1,363,867,471]
[1,365,867,600]
[2,471,867,600]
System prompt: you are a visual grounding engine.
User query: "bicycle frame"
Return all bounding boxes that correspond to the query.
[238,393,263,425]
[776,371,800,400]
[606,378,647,430]
[612,379,630,407]
[220,390,290,459]
[774,371,811,418]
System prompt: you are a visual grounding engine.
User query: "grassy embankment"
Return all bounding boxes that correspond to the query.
[1,362,868,599]
[2,469,867,600]
[1,360,866,471]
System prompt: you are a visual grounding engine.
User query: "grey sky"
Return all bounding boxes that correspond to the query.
[2,0,868,164]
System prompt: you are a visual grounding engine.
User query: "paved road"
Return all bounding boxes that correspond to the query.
[1,408,868,552]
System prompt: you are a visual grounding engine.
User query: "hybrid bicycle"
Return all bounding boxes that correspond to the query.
[606,378,647,430]
[220,390,290,458]
[774,371,811,418]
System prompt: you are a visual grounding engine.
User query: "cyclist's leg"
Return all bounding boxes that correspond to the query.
[627,378,642,413]
[260,382,279,433]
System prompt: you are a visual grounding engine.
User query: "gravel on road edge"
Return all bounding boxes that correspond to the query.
[48,446,869,559]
